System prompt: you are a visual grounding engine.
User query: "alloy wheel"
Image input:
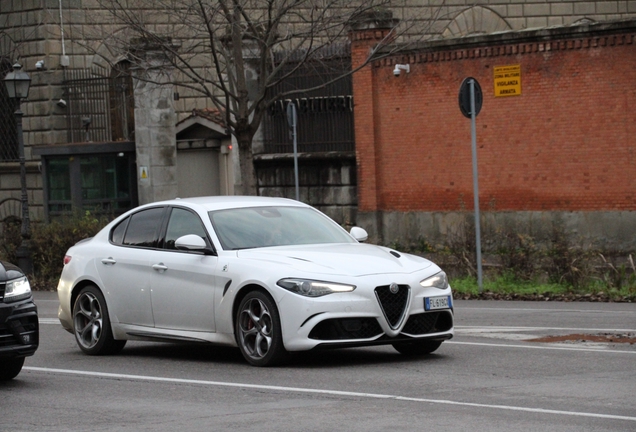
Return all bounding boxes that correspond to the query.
[238,297,273,360]
[73,291,103,350]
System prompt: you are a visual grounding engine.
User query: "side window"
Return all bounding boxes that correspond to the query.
[110,216,129,245]
[164,207,208,250]
[122,207,164,248]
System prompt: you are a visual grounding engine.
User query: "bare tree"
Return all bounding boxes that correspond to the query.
[88,0,445,195]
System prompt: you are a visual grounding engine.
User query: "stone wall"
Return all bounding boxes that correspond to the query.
[256,153,357,226]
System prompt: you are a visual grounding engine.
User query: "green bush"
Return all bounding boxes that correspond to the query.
[0,219,21,264]
[0,212,110,290]
[407,216,636,298]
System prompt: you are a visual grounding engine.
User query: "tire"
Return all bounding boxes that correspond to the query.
[72,285,126,355]
[235,291,287,366]
[0,357,25,381]
[392,340,443,356]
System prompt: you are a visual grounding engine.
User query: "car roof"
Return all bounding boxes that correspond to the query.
[150,196,309,212]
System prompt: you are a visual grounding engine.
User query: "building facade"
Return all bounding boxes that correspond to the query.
[1,1,636,249]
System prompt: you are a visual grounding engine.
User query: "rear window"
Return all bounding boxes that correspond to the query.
[122,207,164,248]
[110,217,129,245]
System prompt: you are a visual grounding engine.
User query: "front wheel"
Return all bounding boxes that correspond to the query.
[0,357,25,381]
[392,340,443,356]
[73,285,126,355]
[236,291,287,366]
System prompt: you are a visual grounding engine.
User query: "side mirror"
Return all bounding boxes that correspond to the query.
[350,226,368,242]
[175,234,214,254]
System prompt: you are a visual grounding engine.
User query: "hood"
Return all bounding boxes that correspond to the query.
[0,260,25,282]
[236,243,433,277]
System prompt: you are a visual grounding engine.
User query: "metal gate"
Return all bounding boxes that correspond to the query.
[263,45,354,154]
[63,69,134,143]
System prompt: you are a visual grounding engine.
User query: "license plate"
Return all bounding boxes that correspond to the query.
[425,295,451,311]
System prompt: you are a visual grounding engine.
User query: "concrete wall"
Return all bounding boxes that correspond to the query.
[358,210,636,252]
[256,153,357,227]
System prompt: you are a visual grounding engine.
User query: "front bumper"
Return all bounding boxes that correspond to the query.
[0,297,39,359]
[278,275,455,351]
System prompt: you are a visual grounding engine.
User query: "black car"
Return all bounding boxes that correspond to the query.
[0,261,38,381]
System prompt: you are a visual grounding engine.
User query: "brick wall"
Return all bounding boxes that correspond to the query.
[353,22,636,214]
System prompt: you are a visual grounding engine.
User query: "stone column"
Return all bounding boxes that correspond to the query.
[131,38,179,204]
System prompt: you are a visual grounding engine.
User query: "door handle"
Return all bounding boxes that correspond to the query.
[101,258,116,265]
[152,263,168,272]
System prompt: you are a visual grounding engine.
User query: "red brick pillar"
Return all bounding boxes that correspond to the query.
[348,12,397,213]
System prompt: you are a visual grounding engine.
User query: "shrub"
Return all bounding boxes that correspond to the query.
[0,219,22,264]
[495,231,538,281]
[26,212,109,290]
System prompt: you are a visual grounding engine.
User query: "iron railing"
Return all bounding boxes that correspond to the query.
[263,48,354,154]
[63,69,134,143]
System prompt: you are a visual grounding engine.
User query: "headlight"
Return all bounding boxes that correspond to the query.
[277,278,356,297]
[420,272,449,290]
[4,276,32,302]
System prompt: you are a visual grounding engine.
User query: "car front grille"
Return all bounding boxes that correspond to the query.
[402,310,453,335]
[374,284,410,329]
[0,282,5,301]
[308,318,383,340]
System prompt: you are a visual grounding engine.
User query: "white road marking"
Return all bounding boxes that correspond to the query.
[456,326,636,332]
[39,320,634,353]
[447,340,635,354]
[454,326,636,345]
[457,307,635,314]
[23,366,636,422]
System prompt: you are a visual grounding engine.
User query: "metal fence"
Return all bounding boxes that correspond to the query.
[63,69,134,143]
[0,58,18,162]
[262,51,354,154]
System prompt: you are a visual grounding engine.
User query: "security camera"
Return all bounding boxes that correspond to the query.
[57,98,67,108]
[35,60,45,70]
[393,64,410,76]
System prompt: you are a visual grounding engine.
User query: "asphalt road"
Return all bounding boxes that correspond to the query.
[1,292,634,431]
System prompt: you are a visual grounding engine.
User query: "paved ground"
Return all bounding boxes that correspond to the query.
[1,292,634,431]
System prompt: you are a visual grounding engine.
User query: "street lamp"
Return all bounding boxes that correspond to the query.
[4,63,32,274]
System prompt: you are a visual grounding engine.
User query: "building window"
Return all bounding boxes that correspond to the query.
[35,144,138,220]
[47,153,136,217]
[0,57,18,162]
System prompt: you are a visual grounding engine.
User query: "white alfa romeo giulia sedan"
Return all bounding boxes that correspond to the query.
[57,196,454,366]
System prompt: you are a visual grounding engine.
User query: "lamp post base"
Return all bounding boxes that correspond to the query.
[15,240,33,275]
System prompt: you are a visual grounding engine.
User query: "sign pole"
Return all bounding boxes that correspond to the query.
[469,79,484,291]
[286,102,300,201]
[459,77,484,292]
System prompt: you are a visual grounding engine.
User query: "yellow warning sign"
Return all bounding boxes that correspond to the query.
[494,64,521,97]
[140,166,148,179]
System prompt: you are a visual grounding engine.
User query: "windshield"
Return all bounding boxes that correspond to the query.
[209,206,356,250]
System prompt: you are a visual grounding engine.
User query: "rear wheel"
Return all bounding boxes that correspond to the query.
[0,357,25,381]
[73,285,126,355]
[392,340,443,356]
[236,291,287,366]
